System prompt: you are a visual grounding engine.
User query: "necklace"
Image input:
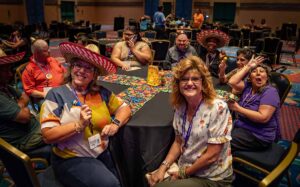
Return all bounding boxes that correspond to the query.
[35,61,53,81]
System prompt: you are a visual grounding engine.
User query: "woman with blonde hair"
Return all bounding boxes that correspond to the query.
[148,55,233,187]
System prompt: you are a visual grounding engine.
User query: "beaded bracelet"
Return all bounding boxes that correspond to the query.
[179,166,188,179]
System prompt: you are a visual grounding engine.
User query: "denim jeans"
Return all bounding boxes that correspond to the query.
[51,149,121,187]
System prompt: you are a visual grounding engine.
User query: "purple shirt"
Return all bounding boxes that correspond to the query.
[234,82,280,142]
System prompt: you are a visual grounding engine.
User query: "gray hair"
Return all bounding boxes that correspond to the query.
[31,39,48,54]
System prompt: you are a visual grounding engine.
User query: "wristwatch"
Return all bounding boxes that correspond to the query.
[111,118,121,126]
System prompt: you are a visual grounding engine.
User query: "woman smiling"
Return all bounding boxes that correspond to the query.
[39,42,131,187]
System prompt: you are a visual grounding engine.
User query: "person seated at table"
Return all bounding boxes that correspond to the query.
[0,49,49,158]
[196,30,230,78]
[148,55,233,187]
[165,30,197,67]
[219,48,255,84]
[227,57,281,152]
[111,25,152,70]
[40,42,131,187]
[22,39,65,109]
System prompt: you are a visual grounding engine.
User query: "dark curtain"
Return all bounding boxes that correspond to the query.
[25,0,45,25]
[213,3,236,24]
[175,0,192,20]
[144,0,159,18]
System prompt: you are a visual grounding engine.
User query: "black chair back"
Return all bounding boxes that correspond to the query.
[250,30,264,46]
[269,72,292,106]
[168,32,177,48]
[263,37,280,54]
[151,40,170,61]
[94,31,107,39]
[144,30,157,39]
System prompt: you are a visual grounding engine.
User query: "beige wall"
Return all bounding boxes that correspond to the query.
[0,5,26,25]
[75,5,143,25]
[44,5,60,24]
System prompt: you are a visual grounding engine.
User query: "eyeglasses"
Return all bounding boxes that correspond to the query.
[73,63,95,73]
[179,77,202,84]
[123,32,135,37]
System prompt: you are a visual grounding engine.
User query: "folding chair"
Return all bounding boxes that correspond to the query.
[0,138,63,187]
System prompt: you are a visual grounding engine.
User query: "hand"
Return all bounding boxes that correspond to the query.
[219,59,227,71]
[121,62,131,70]
[247,55,265,68]
[148,169,165,187]
[79,104,92,127]
[219,50,227,60]
[227,101,240,112]
[168,171,180,180]
[101,123,119,137]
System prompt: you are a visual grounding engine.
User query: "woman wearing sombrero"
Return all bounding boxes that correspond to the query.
[196,30,229,78]
[40,42,131,187]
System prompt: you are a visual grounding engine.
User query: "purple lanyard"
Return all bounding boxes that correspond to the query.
[182,101,203,148]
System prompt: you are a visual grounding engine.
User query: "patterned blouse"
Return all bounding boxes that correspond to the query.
[40,84,123,158]
[173,99,233,181]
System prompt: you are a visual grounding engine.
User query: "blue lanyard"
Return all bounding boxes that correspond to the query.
[182,101,203,148]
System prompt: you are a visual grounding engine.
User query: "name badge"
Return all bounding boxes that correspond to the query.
[88,134,101,150]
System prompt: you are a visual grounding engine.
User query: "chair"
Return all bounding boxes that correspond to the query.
[94,31,107,39]
[168,32,177,48]
[144,30,157,39]
[15,62,40,112]
[233,129,300,187]
[0,138,63,187]
[280,38,299,67]
[260,37,286,72]
[241,28,251,47]
[150,40,170,68]
[228,29,242,47]
[250,30,264,46]
[269,72,292,107]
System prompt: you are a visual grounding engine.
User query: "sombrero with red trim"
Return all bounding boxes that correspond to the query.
[0,50,25,65]
[59,42,117,75]
[196,30,230,48]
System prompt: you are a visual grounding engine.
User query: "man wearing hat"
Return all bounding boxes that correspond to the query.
[0,49,47,154]
[22,39,65,108]
[196,30,229,78]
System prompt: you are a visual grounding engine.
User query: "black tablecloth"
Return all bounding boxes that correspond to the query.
[99,67,230,187]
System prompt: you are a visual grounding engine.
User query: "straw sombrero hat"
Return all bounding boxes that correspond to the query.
[59,42,117,75]
[196,30,230,48]
[0,49,25,65]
